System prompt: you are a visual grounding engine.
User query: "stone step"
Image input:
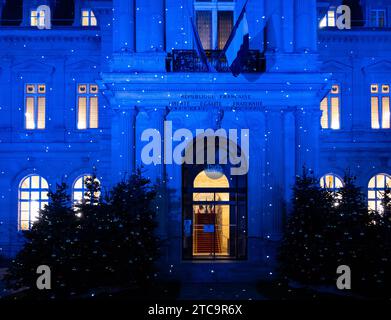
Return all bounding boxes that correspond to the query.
[172,263,274,282]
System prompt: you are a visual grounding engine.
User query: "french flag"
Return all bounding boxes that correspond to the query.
[223,1,249,77]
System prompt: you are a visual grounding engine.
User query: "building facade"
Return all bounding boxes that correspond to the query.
[0,0,390,282]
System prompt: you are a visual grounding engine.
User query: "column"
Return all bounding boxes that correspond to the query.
[294,0,317,52]
[149,0,165,51]
[144,107,168,182]
[137,0,165,52]
[246,111,265,238]
[295,108,321,174]
[144,107,169,238]
[111,106,138,181]
[282,0,294,53]
[113,0,135,52]
[265,110,284,238]
[265,0,282,52]
[283,109,296,213]
[247,0,265,50]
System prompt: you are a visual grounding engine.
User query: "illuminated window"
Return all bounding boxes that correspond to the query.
[195,0,234,50]
[370,9,386,27]
[320,173,344,191]
[30,9,46,27]
[73,175,101,205]
[320,173,343,206]
[371,83,390,129]
[368,174,391,212]
[19,175,49,230]
[25,84,46,130]
[77,84,99,129]
[81,9,97,27]
[319,8,337,28]
[320,84,340,129]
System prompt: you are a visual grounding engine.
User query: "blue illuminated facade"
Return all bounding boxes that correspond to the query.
[0,0,390,282]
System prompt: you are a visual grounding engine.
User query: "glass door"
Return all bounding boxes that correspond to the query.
[183,169,247,260]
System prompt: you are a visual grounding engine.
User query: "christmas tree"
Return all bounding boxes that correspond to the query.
[332,172,373,291]
[74,171,159,292]
[367,187,391,294]
[6,170,159,298]
[5,183,78,297]
[278,168,336,284]
[72,174,109,292]
[107,170,159,287]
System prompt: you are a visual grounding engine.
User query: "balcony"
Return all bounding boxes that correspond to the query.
[166,49,265,73]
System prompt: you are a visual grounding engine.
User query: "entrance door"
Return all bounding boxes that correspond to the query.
[183,167,247,260]
[192,171,230,256]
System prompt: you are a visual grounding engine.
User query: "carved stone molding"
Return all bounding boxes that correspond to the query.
[0,29,101,42]
[362,60,391,74]
[319,30,391,43]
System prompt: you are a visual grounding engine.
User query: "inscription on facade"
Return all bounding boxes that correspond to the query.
[170,93,262,108]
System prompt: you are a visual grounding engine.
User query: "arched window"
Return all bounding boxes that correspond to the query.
[320,173,344,191]
[368,174,391,212]
[19,175,49,230]
[72,175,101,204]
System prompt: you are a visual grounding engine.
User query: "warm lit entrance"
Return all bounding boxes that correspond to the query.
[192,171,230,256]
[182,137,247,260]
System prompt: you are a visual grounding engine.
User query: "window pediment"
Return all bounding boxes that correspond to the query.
[66,59,99,72]
[321,60,352,73]
[362,60,391,74]
[13,60,54,73]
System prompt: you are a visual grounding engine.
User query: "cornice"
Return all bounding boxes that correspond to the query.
[100,72,329,89]
[319,29,391,43]
[0,28,101,42]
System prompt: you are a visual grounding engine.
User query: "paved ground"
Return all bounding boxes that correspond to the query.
[178,282,265,300]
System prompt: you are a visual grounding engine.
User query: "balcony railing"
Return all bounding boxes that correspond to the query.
[166,49,265,73]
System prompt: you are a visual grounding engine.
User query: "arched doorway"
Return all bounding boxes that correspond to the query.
[182,136,247,260]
